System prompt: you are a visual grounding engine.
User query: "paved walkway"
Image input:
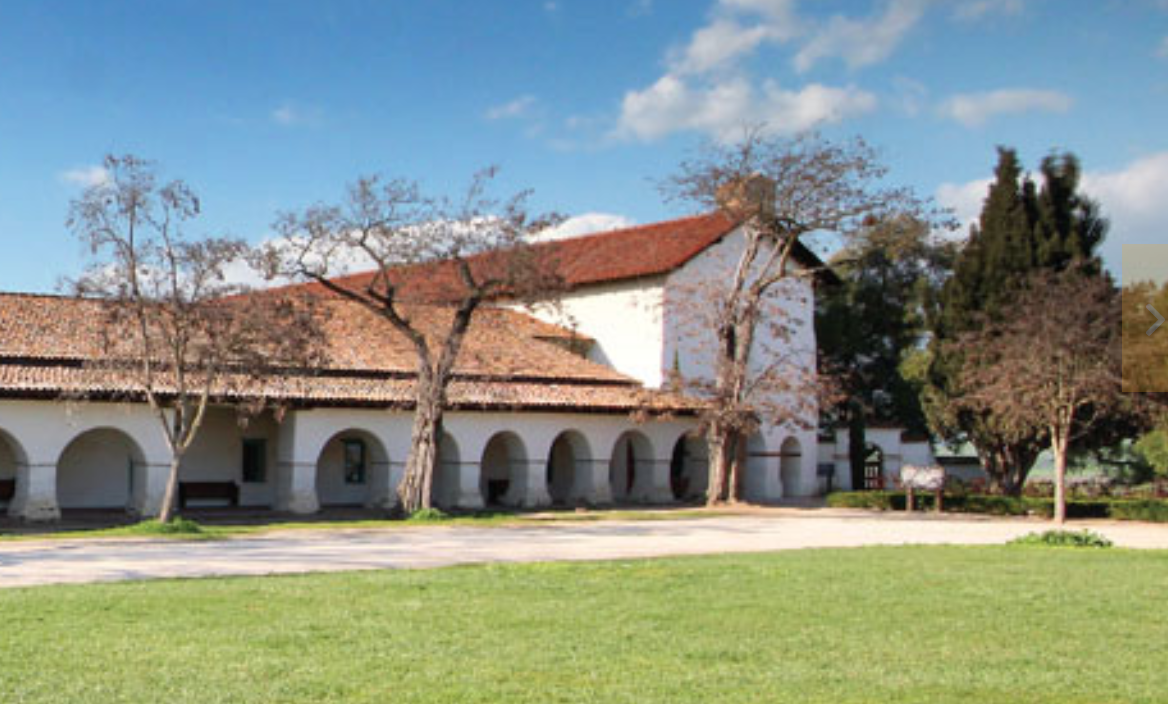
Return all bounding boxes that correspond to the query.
[2,510,1167,588]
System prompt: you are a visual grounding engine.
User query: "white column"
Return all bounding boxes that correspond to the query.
[577,459,613,506]
[9,461,59,522]
[366,460,395,509]
[505,460,551,509]
[453,461,484,510]
[763,457,784,501]
[133,462,172,518]
[630,459,674,504]
[273,411,319,514]
[276,461,319,514]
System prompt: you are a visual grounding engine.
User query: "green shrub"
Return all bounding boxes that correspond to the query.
[961,495,1029,515]
[124,518,204,535]
[827,491,1168,522]
[825,492,895,510]
[406,507,451,522]
[1108,500,1168,523]
[1009,529,1113,548]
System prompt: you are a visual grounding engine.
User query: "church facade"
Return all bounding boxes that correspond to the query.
[0,212,824,521]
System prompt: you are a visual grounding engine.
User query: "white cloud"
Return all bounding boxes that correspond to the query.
[616,74,875,142]
[938,88,1072,127]
[671,19,775,75]
[59,165,110,188]
[1157,35,1168,59]
[951,0,1023,22]
[935,176,992,234]
[271,102,321,126]
[628,0,654,16]
[935,151,1168,275]
[612,0,914,143]
[1081,151,1168,275]
[485,95,537,121]
[794,0,930,73]
[719,0,801,28]
[272,104,298,125]
[535,213,637,241]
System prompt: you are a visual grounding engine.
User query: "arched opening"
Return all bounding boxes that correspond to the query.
[780,437,802,498]
[432,432,461,509]
[0,429,27,508]
[609,431,652,503]
[863,443,885,490]
[315,429,388,508]
[57,428,145,511]
[670,433,709,501]
[480,432,527,507]
[547,431,590,506]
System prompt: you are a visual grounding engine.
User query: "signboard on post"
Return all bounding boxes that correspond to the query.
[899,465,946,512]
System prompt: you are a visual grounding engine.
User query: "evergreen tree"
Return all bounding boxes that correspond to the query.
[928,147,1108,494]
[817,214,955,485]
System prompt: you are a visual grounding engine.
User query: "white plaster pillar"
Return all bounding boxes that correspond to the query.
[366,459,394,509]
[577,459,613,506]
[276,461,319,513]
[630,458,674,504]
[133,461,172,518]
[388,461,406,501]
[762,458,784,501]
[504,460,551,509]
[9,461,59,522]
[453,461,485,510]
[273,411,319,514]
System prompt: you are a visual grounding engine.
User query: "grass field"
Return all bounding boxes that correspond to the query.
[1,547,1165,703]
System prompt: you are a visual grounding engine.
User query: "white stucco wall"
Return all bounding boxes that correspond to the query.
[0,393,709,519]
[822,427,939,491]
[0,399,171,519]
[663,226,820,499]
[57,429,141,509]
[181,407,281,507]
[315,430,389,507]
[519,276,668,388]
[518,225,822,501]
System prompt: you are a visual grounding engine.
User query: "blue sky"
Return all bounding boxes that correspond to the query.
[1,0,1165,292]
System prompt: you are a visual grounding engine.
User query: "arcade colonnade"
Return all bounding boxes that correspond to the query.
[0,400,809,521]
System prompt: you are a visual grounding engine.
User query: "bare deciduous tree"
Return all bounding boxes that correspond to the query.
[267,167,560,514]
[68,154,321,523]
[951,268,1122,524]
[661,130,938,505]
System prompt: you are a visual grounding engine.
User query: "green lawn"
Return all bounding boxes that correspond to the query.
[1,547,1165,703]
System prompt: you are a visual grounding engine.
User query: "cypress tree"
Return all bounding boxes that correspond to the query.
[928,147,1108,494]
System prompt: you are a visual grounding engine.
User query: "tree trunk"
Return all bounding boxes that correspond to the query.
[157,454,183,524]
[706,428,729,507]
[848,408,866,491]
[726,431,746,503]
[398,376,445,514]
[1052,431,1068,525]
[982,442,1039,497]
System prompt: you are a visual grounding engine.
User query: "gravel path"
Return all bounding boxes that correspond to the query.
[2,510,1166,588]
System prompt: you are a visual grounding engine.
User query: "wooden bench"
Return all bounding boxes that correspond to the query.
[178,481,239,508]
[0,479,14,502]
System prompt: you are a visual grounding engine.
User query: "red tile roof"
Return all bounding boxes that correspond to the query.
[302,211,832,301]
[294,212,740,302]
[0,292,698,413]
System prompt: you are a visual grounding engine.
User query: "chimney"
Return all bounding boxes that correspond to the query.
[715,173,775,221]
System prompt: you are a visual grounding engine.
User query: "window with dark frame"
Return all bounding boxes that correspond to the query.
[242,438,266,483]
[343,439,367,484]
